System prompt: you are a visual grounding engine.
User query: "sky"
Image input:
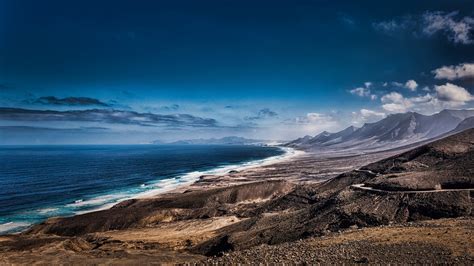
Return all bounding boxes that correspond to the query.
[1,0,474,144]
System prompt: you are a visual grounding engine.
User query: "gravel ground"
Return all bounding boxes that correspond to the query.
[203,219,474,264]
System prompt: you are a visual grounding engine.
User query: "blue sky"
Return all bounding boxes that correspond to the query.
[1,0,474,144]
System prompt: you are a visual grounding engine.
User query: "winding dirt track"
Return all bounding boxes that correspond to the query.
[351,169,474,193]
[351,183,474,194]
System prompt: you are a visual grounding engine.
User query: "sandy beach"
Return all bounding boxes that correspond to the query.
[166,146,410,194]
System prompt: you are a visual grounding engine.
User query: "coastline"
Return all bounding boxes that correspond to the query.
[135,146,305,198]
[0,144,409,236]
[0,145,304,235]
[73,146,304,211]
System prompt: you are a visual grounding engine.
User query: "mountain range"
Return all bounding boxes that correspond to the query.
[286,109,474,151]
[152,136,268,145]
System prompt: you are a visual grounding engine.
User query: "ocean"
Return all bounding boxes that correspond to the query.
[0,144,288,234]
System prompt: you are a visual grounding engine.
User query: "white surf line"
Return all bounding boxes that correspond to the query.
[0,222,32,234]
[351,183,474,194]
[78,146,304,210]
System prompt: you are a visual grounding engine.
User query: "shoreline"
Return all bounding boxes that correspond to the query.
[137,146,306,197]
[0,145,304,235]
[77,146,304,210]
[72,146,304,214]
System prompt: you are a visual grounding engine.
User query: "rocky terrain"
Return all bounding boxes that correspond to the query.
[0,128,472,264]
[205,218,473,264]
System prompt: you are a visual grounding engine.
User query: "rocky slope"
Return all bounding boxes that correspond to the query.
[205,218,473,264]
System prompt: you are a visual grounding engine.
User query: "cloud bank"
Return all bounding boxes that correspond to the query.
[422,11,474,44]
[380,83,473,113]
[433,63,474,80]
[0,108,218,128]
[352,109,386,125]
[245,108,278,120]
[32,96,111,107]
[435,83,474,103]
[373,11,474,45]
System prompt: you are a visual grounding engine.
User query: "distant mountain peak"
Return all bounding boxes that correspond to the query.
[342,125,357,132]
[153,136,269,145]
[286,109,474,152]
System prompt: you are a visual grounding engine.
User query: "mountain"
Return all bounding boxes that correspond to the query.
[307,125,358,146]
[285,135,313,147]
[155,136,267,145]
[286,109,474,151]
[451,116,474,133]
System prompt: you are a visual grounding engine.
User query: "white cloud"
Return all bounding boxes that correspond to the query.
[380,83,473,114]
[283,112,342,137]
[432,63,474,80]
[389,80,418,91]
[303,113,338,125]
[422,11,474,44]
[372,18,412,34]
[381,103,408,113]
[350,87,370,97]
[410,93,434,104]
[381,92,405,103]
[349,82,377,100]
[360,109,386,118]
[374,11,474,45]
[405,80,418,91]
[352,109,386,125]
[381,92,414,112]
[435,83,474,103]
[391,81,404,87]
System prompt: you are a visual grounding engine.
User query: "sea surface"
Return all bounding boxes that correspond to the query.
[0,145,287,234]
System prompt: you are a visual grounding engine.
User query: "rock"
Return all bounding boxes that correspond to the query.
[354,257,369,263]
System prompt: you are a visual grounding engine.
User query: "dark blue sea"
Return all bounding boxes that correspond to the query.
[0,145,286,234]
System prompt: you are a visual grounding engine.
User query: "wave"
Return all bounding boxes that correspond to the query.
[36,207,59,214]
[0,222,32,234]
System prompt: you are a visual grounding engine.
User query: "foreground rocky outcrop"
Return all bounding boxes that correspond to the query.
[205,218,473,264]
[26,180,294,236]
[0,129,473,264]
